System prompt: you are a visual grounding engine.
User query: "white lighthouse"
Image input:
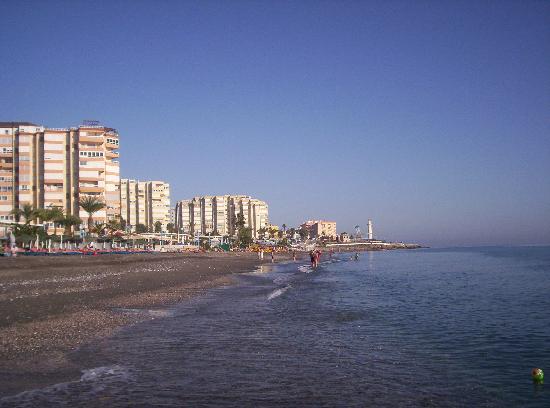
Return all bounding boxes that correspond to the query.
[367,219,373,240]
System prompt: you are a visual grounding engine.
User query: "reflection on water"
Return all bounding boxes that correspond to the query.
[2,247,549,407]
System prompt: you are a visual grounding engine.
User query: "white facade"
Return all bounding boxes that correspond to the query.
[121,179,170,231]
[367,219,373,240]
[175,195,269,238]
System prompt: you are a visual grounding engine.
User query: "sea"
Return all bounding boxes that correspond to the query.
[1,247,549,407]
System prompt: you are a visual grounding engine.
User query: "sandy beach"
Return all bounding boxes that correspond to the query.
[0,252,294,397]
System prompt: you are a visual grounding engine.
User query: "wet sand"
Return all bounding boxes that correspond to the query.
[0,252,292,397]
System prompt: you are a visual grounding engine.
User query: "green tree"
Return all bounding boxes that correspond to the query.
[11,203,38,225]
[299,228,309,240]
[258,227,267,239]
[48,206,65,236]
[154,221,162,233]
[79,196,106,231]
[166,223,175,233]
[107,218,121,232]
[59,214,82,235]
[235,212,245,230]
[237,227,253,248]
[90,223,106,236]
[136,223,148,233]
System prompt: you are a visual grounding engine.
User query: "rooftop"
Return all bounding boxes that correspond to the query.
[0,122,38,127]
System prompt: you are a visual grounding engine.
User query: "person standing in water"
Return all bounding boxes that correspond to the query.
[309,250,316,268]
[315,250,322,267]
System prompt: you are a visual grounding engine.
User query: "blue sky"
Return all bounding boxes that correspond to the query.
[1,0,549,246]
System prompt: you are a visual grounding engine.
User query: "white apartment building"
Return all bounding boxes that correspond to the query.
[121,179,170,232]
[175,195,269,238]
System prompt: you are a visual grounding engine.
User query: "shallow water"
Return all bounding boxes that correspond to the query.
[2,247,549,407]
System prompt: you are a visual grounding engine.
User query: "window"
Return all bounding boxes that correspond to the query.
[0,196,8,201]
[79,151,104,158]
[0,186,12,192]
[19,185,29,191]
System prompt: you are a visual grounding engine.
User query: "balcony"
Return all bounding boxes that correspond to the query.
[106,142,119,149]
[106,150,119,159]
[79,136,103,143]
[79,177,100,182]
[0,162,13,169]
[79,186,103,193]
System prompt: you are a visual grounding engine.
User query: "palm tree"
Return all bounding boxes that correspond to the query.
[258,227,266,239]
[90,223,106,236]
[59,214,82,235]
[48,206,64,235]
[79,196,106,231]
[10,203,38,225]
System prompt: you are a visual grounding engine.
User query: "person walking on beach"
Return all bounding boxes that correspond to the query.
[271,251,274,263]
[310,250,316,268]
[292,250,296,261]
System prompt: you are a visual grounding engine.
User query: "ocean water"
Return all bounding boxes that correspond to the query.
[2,247,549,407]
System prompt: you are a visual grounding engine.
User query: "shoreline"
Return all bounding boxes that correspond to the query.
[0,252,297,398]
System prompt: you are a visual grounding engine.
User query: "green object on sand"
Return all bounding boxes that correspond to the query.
[531,368,544,383]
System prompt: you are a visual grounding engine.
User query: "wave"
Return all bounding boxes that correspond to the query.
[298,265,313,274]
[267,285,291,300]
[0,365,132,407]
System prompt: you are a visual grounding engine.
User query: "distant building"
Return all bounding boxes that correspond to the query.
[0,121,120,226]
[175,195,269,238]
[121,179,170,232]
[169,208,175,226]
[340,232,350,242]
[300,220,337,240]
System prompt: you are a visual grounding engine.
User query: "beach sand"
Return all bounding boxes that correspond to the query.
[0,252,294,397]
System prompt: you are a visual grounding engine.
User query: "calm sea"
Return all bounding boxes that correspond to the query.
[2,247,549,407]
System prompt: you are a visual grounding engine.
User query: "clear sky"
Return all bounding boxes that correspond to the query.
[1,0,549,246]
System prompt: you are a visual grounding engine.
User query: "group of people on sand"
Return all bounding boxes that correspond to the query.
[309,249,322,268]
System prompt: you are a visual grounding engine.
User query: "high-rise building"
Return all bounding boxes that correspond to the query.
[175,195,269,238]
[121,179,170,231]
[0,121,120,226]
